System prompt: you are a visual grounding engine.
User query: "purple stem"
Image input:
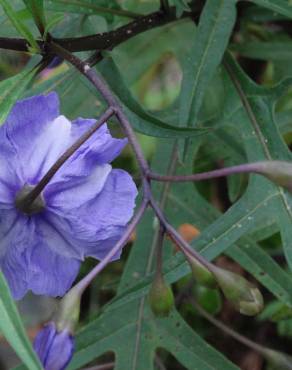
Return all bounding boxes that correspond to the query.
[49,41,217,289]
[154,224,166,279]
[148,162,263,182]
[73,199,149,295]
[49,42,150,175]
[147,184,214,272]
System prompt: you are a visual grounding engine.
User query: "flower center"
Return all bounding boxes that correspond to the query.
[15,185,46,215]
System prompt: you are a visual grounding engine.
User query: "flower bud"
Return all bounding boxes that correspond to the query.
[33,322,74,370]
[255,161,292,192]
[263,349,292,370]
[33,286,81,369]
[149,275,174,317]
[186,255,217,289]
[212,266,264,316]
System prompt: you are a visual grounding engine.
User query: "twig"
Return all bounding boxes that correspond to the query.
[0,3,200,53]
[149,194,213,271]
[148,162,262,182]
[48,40,218,286]
[154,224,166,279]
[190,298,267,354]
[49,42,150,175]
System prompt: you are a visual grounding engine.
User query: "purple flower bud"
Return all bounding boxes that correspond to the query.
[33,322,74,370]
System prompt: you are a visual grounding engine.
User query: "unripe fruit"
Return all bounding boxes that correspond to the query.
[149,275,174,317]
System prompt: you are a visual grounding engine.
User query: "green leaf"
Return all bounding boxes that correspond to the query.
[0,0,39,51]
[250,0,292,18]
[0,67,37,125]
[94,56,209,138]
[69,307,238,370]
[46,0,139,18]
[43,13,63,37]
[231,42,292,62]
[23,0,46,35]
[179,0,237,128]
[104,54,292,315]
[172,0,191,17]
[0,272,42,370]
[64,140,238,370]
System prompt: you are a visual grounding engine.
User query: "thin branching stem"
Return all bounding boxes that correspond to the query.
[190,298,268,354]
[148,162,262,182]
[0,2,201,53]
[149,193,214,272]
[49,40,216,282]
[154,224,166,279]
[49,41,150,175]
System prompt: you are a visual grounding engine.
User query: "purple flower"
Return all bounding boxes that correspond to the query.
[33,322,74,370]
[0,92,137,299]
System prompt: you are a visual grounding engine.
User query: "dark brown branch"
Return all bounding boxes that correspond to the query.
[0,3,201,54]
[0,37,34,52]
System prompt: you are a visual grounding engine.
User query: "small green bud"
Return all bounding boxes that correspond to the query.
[212,266,264,316]
[264,349,292,370]
[186,255,217,288]
[256,161,292,192]
[149,275,174,317]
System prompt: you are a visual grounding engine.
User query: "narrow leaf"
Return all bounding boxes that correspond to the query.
[179,0,237,127]
[250,0,292,18]
[0,0,39,51]
[23,0,46,35]
[95,57,209,138]
[47,0,139,18]
[0,67,37,125]
[0,272,42,370]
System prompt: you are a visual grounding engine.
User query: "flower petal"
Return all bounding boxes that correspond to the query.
[70,119,127,166]
[0,212,32,299]
[83,169,138,229]
[46,169,138,261]
[33,323,56,366]
[45,121,127,188]
[33,322,74,370]
[0,211,80,299]
[0,131,23,206]
[27,240,80,297]
[46,331,74,370]
[45,164,112,210]
[4,93,72,183]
